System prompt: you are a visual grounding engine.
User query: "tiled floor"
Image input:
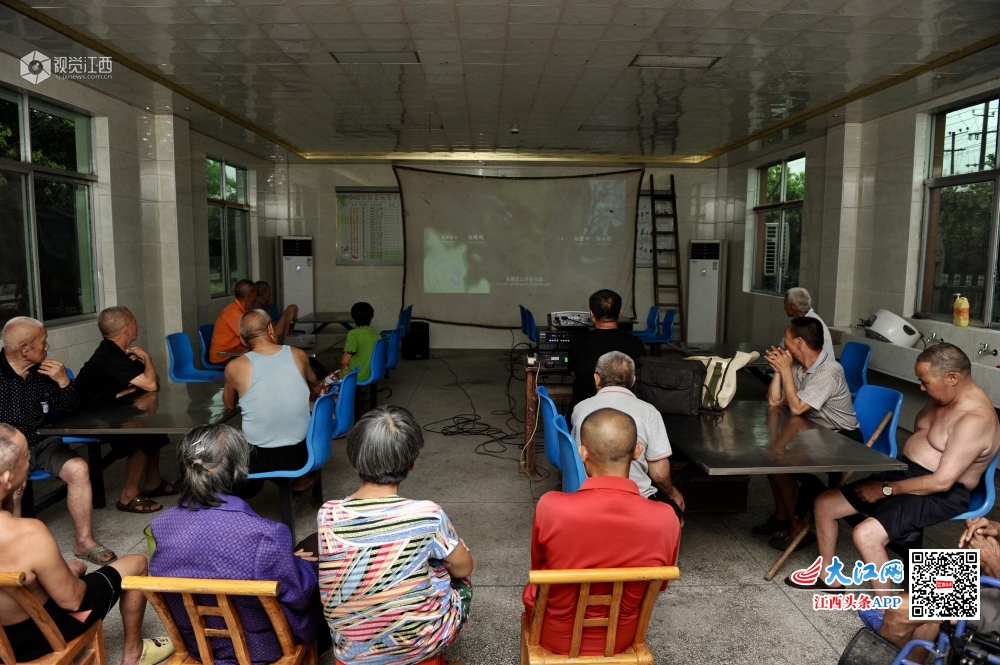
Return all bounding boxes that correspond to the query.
[33,349,992,664]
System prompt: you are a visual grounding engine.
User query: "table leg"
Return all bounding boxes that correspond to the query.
[313,322,330,334]
[339,323,353,331]
[523,367,538,478]
[87,442,106,509]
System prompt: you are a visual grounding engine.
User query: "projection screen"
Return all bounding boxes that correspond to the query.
[396,167,643,328]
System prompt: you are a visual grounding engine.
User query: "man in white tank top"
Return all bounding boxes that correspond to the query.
[222,309,319,494]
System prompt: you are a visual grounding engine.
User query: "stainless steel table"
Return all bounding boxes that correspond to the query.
[218,334,341,358]
[36,383,235,511]
[295,311,354,334]
[662,401,906,476]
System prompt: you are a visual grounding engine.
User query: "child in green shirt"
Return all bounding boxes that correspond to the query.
[341,302,382,382]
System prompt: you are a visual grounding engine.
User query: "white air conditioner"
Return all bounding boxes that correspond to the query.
[275,236,314,330]
[687,240,726,343]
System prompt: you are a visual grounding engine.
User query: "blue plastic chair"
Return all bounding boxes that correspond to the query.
[854,385,903,458]
[167,333,225,383]
[330,367,359,440]
[197,324,225,373]
[631,306,661,340]
[267,302,280,321]
[643,309,677,348]
[525,309,538,344]
[555,417,587,493]
[953,451,1000,521]
[379,327,402,371]
[519,305,527,335]
[357,337,389,408]
[403,305,413,336]
[839,341,871,398]
[247,389,336,538]
[536,386,563,470]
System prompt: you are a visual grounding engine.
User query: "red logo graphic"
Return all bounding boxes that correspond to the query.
[935,576,955,593]
[790,556,823,586]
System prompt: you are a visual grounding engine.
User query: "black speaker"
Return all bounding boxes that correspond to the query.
[402,321,429,360]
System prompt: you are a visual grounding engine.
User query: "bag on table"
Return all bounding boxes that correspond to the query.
[686,350,760,411]
[634,357,706,416]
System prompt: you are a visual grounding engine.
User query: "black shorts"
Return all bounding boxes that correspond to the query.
[840,456,971,542]
[247,439,309,475]
[4,566,122,662]
[649,489,685,523]
[106,433,171,459]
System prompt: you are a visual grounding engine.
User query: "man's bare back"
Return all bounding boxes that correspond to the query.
[906,363,1000,491]
[0,510,87,625]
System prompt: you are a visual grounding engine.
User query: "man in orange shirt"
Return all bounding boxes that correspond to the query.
[209,280,257,364]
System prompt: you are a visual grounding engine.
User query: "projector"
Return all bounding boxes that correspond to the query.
[548,311,593,328]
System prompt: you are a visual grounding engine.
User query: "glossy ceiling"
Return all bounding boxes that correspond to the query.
[2,0,1000,162]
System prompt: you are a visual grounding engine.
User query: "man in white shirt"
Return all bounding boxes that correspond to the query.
[570,351,685,521]
[780,287,834,359]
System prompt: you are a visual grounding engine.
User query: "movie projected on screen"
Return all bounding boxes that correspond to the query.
[395,167,642,328]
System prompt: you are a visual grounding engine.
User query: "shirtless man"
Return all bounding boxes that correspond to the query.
[0,424,171,665]
[795,343,1000,592]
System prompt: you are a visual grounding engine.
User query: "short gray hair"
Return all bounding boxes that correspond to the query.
[595,351,635,387]
[2,316,44,352]
[0,424,23,476]
[176,424,250,510]
[917,343,971,377]
[239,309,272,341]
[784,287,812,314]
[98,306,133,337]
[346,406,424,485]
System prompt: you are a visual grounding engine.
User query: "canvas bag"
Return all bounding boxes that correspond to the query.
[634,357,707,416]
[686,350,760,411]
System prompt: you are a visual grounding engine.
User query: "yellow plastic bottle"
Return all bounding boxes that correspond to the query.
[953,293,970,327]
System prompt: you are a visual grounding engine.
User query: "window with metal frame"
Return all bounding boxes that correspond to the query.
[919,95,1000,325]
[0,86,96,327]
[206,157,250,297]
[752,154,805,296]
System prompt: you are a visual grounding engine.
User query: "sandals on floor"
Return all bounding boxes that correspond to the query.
[139,637,175,665]
[116,494,163,514]
[76,543,117,565]
[144,480,178,498]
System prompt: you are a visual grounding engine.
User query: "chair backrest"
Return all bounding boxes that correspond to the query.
[526,309,538,343]
[331,367,360,440]
[167,333,198,382]
[652,309,677,343]
[121,575,305,665]
[643,306,661,334]
[854,385,903,458]
[197,324,223,371]
[305,390,337,472]
[840,341,872,396]
[524,567,680,660]
[385,327,401,370]
[955,451,1000,521]
[555,417,586,493]
[0,572,80,662]
[404,305,413,335]
[359,338,389,386]
[267,303,280,321]
[519,305,528,335]
[536,386,562,470]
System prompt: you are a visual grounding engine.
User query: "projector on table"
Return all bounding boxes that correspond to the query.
[548,311,593,328]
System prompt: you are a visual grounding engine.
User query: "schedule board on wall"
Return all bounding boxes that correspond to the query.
[336,187,404,265]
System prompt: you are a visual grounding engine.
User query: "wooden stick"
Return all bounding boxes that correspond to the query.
[764,411,896,582]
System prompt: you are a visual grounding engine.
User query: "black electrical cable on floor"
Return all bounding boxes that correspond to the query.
[422,351,549,481]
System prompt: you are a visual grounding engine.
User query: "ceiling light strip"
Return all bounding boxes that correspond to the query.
[298,151,707,164]
[700,30,1000,163]
[0,0,305,157]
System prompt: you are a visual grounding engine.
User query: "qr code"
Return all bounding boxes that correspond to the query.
[909,549,980,621]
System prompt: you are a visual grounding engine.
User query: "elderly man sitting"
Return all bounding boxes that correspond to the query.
[781,287,834,358]
[253,281,298,338]
[794,344,1000,592]
[570,351,684,521]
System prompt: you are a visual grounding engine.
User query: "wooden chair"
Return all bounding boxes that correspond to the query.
[520,566,680,665]
[0,572,107,665]
[120,576,315,665]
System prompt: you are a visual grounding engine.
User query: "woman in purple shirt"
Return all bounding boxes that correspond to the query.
[148,424,329,665]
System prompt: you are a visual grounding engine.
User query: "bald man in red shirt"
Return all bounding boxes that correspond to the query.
[523,408,681,655]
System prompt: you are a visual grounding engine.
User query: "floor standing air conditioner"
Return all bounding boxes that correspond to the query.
[687,240,726,343]
[275,235,314,329]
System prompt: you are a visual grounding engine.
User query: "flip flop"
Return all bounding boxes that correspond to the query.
[116,494,163,514]
[143,480,178,498]
[139,636,175,665]
[76,543,117,565]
